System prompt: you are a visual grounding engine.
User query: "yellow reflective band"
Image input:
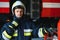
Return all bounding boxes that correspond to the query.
[13,32,18,37]
[24,32,31,36]
[39,28,44,37]
[12,21,18,27]
[9,25,13,28]
[44,29,48,33]
[3,31,12,39]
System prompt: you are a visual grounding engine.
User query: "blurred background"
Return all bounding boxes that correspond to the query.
[0,0,60,40]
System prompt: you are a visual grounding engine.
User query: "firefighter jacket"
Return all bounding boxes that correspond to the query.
[1,16,37,40]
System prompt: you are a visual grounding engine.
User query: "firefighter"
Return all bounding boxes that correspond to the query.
[1,1,37,40]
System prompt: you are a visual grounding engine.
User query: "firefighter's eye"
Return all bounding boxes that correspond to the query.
[17,11,19,12]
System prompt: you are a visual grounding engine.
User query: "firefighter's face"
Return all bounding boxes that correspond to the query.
[14,8,23,18]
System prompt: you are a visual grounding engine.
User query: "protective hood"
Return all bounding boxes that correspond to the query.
[12,1,26,15]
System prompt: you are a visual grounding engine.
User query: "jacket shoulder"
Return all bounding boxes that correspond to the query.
[3,22,11,28]
[1,22,12,33]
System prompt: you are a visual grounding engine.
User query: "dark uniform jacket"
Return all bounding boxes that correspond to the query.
[1,16,37,40]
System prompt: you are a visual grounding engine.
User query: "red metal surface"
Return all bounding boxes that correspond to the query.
[41,0,60,17]
[0,0,9,2]
[0,8,9,13]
